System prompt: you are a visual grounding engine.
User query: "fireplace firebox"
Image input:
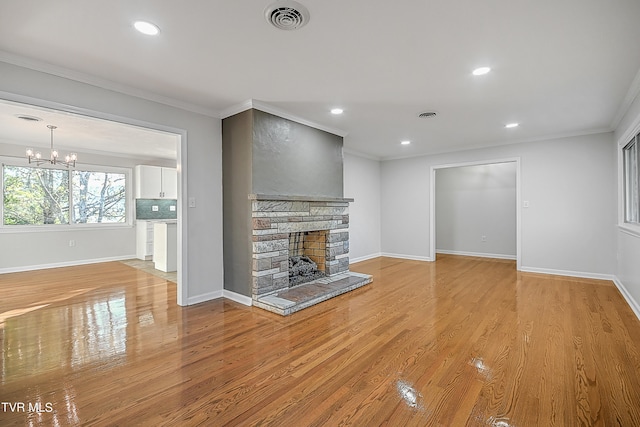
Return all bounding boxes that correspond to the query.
[249,194,371,315]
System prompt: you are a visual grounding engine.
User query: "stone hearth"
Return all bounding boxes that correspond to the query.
[250,194,373,315]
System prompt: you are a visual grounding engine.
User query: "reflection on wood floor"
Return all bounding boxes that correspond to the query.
[119,258,177,283]
[1,255,639,426]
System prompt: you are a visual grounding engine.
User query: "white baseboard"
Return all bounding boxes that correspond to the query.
[613,276,640,321]
[436,249,516,260]
[223,290,253,306]
[187,290,223,306]
[0,255,137,275]
[519,266,615,281]
[349,253,382,264]
[380,252,434,262]
[186,290,253,307]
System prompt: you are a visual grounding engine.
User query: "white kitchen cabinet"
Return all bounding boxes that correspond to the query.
[136,220,155,260]
[135,165,177,199]
[161,167,177,199]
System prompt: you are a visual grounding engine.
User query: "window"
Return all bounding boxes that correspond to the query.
[2,163,128,227]
[3,166,69,225]
[623,134,640,225]
[72,171,126,223]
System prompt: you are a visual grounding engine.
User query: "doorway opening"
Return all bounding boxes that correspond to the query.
[0,96,187,304]
[430,158,521,270]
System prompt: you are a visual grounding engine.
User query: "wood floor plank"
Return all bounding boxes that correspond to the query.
[1,256,639,426]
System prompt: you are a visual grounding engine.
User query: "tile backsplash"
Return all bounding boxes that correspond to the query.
[136,199,177,220]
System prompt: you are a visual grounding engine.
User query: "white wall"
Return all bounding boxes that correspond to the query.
[436,162,517,259]
[381,132,617,277]
[380,156,432,260]
[613,91,640,317]
[0,61,223,305]
[617,231,640,316]
[343,152,382,262]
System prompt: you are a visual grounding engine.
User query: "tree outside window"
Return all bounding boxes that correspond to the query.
[2,164,127,226]
[72,171,126,223]
[3,166,69,225]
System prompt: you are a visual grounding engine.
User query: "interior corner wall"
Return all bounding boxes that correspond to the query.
[222,110,253,297]
[343,153,381,261]
[381,132,617,276]
[436,162,517,258]
[252,109,344,198]
[614,92,640,314]
[0,61,224,304]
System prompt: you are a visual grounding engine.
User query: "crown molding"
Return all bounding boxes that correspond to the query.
[611,66,640,131]
[220,99,348,137]
[380,127,613,162]
[0,51,220,118]
[342,147,382,161]
[219,100,254,120]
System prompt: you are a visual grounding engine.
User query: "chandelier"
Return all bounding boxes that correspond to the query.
[26,124,77,168]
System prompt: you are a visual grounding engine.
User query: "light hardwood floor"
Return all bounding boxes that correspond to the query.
[1,255,639,426]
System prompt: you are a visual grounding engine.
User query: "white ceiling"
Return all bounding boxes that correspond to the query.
[0,99,179,160]
[1,0,640,160]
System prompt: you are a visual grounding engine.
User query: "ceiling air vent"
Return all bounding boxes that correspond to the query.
[16,114,43,122]
[418,112,437,119]
[265,1,310,30]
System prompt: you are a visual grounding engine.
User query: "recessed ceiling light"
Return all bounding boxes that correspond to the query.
[505,123,519,128]
[401,140,411,145]
[134,21,160,36]
[331,108,343,115]
[472,67,491,76]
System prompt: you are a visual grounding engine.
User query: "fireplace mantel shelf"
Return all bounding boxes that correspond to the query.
[249,194,354,203]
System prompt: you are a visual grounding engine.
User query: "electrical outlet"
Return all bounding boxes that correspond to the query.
[152,205,159,211]
[69,240,76,247]
[169,205,176,211]
[481,235,487,242]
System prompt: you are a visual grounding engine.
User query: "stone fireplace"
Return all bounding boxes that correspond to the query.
[222,107,372,315]
[250,194,372,315]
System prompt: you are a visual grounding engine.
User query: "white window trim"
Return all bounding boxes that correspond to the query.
[617,119,640,239]
[1,156,133,232]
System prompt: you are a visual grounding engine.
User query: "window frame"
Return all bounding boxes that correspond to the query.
[1,157,133,232]
[618,125,640,238]
[623,136,639,223]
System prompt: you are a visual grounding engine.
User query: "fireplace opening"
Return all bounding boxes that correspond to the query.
[288,230,327,287]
